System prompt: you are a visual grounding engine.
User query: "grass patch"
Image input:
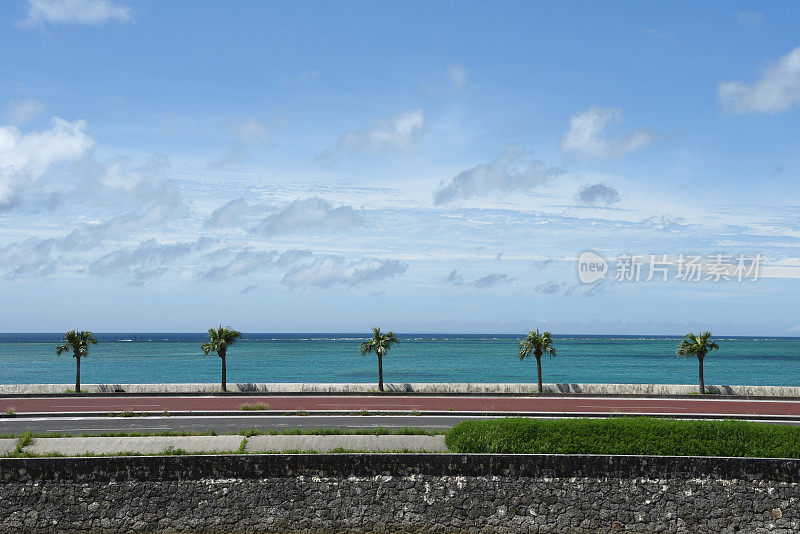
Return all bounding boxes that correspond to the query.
[238,403,270,411]
[445,417,800,458]
[16,431,33,453]
[116,411,145,417]
[4,407,16,415]
[5,431,34,456]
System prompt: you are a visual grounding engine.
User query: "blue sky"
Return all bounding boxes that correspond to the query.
[1,0,799,334]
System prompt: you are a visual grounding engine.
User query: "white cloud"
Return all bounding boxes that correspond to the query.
[210,118,270,167]
[534,281,566,294]
[5,99,45,125]
[88,238,214,286]
[471,273,514,288]
[319,109,424,160]
[0,172,181,280]
[561,106,653,158]
[445,269,515,288]
[718,46,800,113]
[446,63,467,89]
[274,249,313,267]
[100,155,164,192]
[199,248,318,282]
[0,208,172,280]
[281,256,408,289]
[22,0,132,27]
[433,146,562,204]
[0,236,60,279]
[90,155,181,219]
[201,251,276,281]
[236,119,270,144]
[240,284,258,295]
[445,269,464,285]
[575,183,620,206]
[254,197,362,236]
[639,215,687,233]
[204,198,252,229]
[0,117,94,210]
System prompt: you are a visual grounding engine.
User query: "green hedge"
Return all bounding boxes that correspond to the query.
[445,417,800,457]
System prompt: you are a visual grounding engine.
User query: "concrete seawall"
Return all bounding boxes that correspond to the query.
[2,453,800,532]
[2,381,800,397]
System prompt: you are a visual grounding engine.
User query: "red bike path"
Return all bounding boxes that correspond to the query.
[2,395,800,417]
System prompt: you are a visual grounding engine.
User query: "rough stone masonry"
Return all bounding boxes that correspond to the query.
[1,453,799,533]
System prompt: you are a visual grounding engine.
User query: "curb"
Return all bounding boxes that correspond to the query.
[4,409,800,422]
[3,391,800,400]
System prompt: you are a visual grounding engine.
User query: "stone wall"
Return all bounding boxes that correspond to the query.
[3,381,800,396]
[2,453,800,533]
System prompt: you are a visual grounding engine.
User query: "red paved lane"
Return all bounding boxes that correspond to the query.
[2,395,800,417]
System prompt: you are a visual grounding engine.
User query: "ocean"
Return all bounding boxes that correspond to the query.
[0,333,797,386]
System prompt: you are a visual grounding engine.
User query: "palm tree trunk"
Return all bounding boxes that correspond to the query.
[698,356,704,395]
[378,353,384,392]
[220,349,227,392]
[536,356,542,394]
[75,356,81,393]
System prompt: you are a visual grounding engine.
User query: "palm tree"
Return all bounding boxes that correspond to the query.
[56,330,98,393]
[201,325,242,392]
[518,329,556,394]
[677,331,719,394]
[360,326,399,392]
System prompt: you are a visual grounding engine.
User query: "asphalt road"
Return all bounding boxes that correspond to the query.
[5,395,800,436]
[4,394,800,417]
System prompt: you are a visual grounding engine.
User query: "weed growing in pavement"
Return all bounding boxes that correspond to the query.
[238,403,270,411]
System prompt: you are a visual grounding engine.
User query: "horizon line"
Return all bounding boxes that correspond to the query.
[1,332,798,338]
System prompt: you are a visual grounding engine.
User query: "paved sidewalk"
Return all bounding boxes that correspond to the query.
[0,439,16,455]
[245,434,447,453]
[6,434,447,456]
[26,435,244,456]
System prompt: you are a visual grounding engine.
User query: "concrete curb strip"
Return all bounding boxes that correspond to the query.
[3,382,800,397]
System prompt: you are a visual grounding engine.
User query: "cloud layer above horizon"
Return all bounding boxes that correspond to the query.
[1,1,799,334]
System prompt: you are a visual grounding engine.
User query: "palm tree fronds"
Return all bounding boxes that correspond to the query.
[55,330,97,358]
[201,325,242,356]
[518,329,556,361]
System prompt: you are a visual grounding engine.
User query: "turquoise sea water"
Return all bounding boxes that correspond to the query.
[0,334,798,386]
